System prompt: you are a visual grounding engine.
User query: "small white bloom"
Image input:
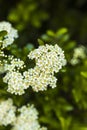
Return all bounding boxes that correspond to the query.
[23,67,57,92]
[27,44,66,91]
[3,44,66,94]
[0,21,18,48]
[3,71,28,95]
[28,44,66,74]
[73,45,86,59]
[70,45,86,65]
[11,105,47,130]
[0,98,16,126]
[4,58,25,72]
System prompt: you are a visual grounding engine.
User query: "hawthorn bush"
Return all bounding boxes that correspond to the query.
[0,0,87,130]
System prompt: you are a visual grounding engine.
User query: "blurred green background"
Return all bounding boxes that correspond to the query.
[0,0,87,130]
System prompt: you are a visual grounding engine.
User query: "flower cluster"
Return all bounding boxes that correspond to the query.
[11,105,47,130]
[0,21,18,48]
[23,67,57,91]
[28,44,66,73]
[26,44,66,91]
[0,99,47,130]
[2,44,66,94]
[0,21,18,73]
[70,45,86,65]
[3,58,28,95]
[0,98,16,126]
[4,57,25,72]
[3,71,27,95]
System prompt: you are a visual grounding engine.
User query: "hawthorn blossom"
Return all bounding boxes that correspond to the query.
[0,99,16,126]
[0,21,18,48]
[11,105,47,130]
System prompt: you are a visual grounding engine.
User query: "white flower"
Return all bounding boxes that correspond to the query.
[73,45,86,59]
[11,105,47,130]
[70,45,86,65]
[0,50,5,57]
[27,44,66,91]
[2,56,28,95]
[24,67,57,92]
[3,71,28,95]
[0,99,16,126]
[3,44,66,94]
[39,127,47,130]
[4,58,25,72]
[0,62,4,73]
[0,50,7,73]
[28,44,66,74]
[0,21,18,48]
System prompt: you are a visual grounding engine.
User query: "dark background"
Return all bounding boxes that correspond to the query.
[0,0,87,45]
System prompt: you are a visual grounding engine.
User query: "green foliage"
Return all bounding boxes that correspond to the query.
[0,30,7,37]
[7,0,48,31]
[0,30,8,47]
[81,71,87,78]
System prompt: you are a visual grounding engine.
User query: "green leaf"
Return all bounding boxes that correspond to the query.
[0,30,7,37]
[72,126,87,130]
[0,42,3,47]
[46,30,55,37]
[38,39,44,45]
[59,116,72,130]
[56,28,68,36]
[65,41,76,50]
[81,71,87,78]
